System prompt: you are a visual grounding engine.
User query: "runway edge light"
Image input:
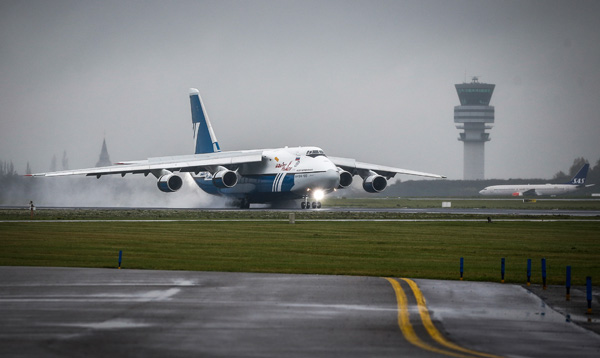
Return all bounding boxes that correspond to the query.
[566,266,571,301]
[527,259,531,286]
[542,258,547,290]
[587,277,592,315]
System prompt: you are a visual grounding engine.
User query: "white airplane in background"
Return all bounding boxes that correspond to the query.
[479,164,594,197]
[29,88,445,208]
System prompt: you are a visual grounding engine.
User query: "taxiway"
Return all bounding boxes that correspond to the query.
[0,267,598,357]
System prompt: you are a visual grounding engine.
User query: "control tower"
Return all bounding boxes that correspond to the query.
[454,77,495,180]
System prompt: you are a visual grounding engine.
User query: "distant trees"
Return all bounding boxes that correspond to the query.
[49,155,57,172]
[61,151,69,170]
[0,160,16,177]
[0,160,27,205]
[1,152,68,205]
[589,158,600,184]
[552,157,598,183]
[47,152,70,172]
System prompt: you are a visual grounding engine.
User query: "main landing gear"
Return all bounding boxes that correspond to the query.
[301,197,321,209]
[238,198,250,209]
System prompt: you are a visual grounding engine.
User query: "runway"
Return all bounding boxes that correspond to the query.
[2,205,600,223]
[1,267,598,357]
[319,206,600,217]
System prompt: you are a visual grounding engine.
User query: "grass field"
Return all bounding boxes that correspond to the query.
[1,216,598,286]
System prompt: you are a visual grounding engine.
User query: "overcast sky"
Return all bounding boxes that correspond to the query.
[1,0,599,180]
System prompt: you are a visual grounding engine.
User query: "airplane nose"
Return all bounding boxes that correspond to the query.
[325,169,341,189]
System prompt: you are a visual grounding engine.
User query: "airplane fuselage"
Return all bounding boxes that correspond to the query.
[192,146,341,203]
[479,164,592,197]
[479,184,581,196]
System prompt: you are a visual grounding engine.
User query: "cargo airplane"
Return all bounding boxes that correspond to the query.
[479,164,594,197]
[28,88,445,208]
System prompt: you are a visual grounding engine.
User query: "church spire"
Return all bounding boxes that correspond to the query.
[96,138,112,167]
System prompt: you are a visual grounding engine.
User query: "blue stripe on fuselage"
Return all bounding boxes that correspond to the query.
[193,173,296,197]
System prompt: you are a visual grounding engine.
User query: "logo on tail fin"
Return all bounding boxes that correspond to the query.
[190,88,220,154]
[568,163,589,185]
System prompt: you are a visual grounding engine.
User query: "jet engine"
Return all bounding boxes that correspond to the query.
[362,175,387,193]
[157,173,183,193]
[338,169,353,188]
[212,169,238,188]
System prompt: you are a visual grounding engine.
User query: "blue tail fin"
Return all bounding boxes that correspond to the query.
[568,163,589,185]
[189,88,220,154]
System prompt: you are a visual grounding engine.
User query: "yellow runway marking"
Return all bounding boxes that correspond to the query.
[385,278,503,358]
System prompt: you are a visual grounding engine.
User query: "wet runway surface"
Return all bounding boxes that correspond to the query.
[3,204,600,219]
[1,267,598,357]
[325,207,600,217]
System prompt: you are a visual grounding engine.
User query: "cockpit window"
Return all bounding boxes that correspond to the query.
[306,149,326,158]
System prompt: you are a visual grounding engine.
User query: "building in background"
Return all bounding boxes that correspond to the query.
[95,138,112,167]
[454,77,495,180]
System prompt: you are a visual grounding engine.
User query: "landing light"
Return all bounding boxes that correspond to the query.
[313,189,325,201]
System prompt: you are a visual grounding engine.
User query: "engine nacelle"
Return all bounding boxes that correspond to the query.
[362,175,387,193]
[157,173,183,193]
[338,170,353,188]
[212,170,238,188]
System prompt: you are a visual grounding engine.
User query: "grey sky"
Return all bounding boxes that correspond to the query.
[1,0,599,180]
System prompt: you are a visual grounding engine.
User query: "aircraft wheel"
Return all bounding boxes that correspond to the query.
[311,202,317,209]
[240,199,250,209]
[301,202,306,209]
[317,202,322,209]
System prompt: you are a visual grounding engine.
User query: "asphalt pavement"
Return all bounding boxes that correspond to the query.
[0,267,598,358]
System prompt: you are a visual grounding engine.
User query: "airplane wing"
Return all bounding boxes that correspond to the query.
[328,156,446,179]
[512,189,537,196]
[27,150,264,178]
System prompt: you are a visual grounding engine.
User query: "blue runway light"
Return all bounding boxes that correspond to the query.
[527,259,531,286]
[587,277,592,314]
[566,266,571,301]
[541,258,547,289]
